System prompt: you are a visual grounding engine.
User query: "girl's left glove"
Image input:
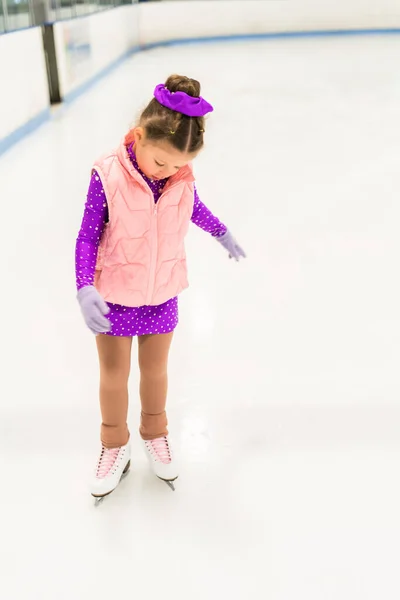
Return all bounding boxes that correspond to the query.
[217,230,246,261]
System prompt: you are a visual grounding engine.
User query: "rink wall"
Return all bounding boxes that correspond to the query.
[1,0,400,155]
[138,0,400,46]
[0,27,49,156]
[53,6,140,101]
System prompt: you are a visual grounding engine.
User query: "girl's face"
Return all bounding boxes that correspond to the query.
[133,127,197,181]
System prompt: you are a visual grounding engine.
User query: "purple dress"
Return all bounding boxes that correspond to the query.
[75,145,227,336]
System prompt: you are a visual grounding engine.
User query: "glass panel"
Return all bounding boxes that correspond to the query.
[84,0,99,16]
[6,0,30,31]
[75,0,88,17]
[56,0,74,21]
[47,0,59,24]
[98,0,114,10]
[0,0,6,33]
[0,0,140,32]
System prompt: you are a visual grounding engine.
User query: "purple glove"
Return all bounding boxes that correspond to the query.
[217,230,246,261]
[77,286,111,335]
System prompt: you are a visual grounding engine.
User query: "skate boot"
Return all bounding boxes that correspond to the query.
[90,442,131,504]
[142,436,178,491]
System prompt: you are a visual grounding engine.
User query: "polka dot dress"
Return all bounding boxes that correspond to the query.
[75,144,227,337]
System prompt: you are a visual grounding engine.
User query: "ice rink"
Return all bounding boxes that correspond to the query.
[1,34,400,599]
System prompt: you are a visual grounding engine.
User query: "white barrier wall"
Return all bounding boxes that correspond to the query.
[54,6,140,100]
[0,27,49,144]
[50,0,400,102]
[138,0,400,45]
[1,0,400,153]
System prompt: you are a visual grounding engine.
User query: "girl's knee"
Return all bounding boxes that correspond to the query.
[139,362,167,380]
[100,360,130,384]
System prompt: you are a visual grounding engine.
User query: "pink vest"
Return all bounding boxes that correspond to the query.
[94,142,195,307]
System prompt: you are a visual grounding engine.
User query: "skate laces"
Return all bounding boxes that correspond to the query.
[96,447,120,479]
[147,437,171,465]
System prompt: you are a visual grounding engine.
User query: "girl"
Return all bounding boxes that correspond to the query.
[76,75,245,500]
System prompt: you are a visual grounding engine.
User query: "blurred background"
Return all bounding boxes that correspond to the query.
[1,0,400,141]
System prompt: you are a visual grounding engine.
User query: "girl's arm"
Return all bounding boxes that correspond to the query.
[191,184,227,237]
[75,171,108,290]
[191,184,246,261]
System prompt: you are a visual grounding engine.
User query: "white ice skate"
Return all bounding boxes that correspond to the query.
[142,436,178,491]
[90,442,131,504]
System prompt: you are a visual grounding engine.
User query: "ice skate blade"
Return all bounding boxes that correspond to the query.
[91,460,131,505]
[157,476,178,492]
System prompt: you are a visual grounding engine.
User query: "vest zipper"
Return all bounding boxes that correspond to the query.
[146,202,158,305]
[145,181,187,305]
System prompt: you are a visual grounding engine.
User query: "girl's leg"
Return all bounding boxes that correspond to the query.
[137,332,174,440]
[96,335,133,448]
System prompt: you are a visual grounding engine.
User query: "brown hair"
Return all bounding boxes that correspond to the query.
[125,75,205,154]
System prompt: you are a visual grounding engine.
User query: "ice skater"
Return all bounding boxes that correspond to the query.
[75,74,245,501]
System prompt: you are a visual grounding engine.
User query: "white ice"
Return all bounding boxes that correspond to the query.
[1,35,400,600]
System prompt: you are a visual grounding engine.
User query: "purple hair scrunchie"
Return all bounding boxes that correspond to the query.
[154,84,214,118]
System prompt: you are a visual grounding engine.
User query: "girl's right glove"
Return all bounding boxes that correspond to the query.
[217,230,246,261]
[77,286,111,335]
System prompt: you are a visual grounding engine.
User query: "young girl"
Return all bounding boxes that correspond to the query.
[76,75,245,500]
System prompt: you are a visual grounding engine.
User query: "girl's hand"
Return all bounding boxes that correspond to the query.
[217,230,246,261]
[77,286,111,335]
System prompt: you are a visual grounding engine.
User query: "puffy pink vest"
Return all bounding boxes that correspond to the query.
[94,142,195,307]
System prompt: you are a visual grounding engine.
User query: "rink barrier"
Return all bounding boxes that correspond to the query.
[0,25,50,157]
[52,7,141,103]
[62,45,141,105]
[64,27,400,104]
[2,26,400,156]
[0,109,51,157]
[141,27,400,50]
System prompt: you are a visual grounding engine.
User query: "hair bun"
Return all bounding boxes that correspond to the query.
[165,74,201,98]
